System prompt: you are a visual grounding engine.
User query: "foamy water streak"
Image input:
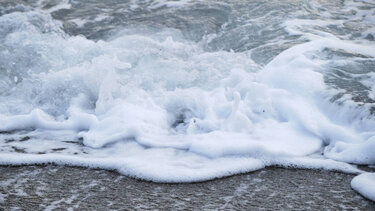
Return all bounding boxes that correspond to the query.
[0,0,374,185]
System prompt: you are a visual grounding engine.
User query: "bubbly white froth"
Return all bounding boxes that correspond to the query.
[0,1,374,186]
[352,173,375,201]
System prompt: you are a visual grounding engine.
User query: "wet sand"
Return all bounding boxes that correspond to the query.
[0,165,374,210]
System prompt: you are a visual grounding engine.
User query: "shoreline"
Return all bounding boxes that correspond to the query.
[1,165,374,210]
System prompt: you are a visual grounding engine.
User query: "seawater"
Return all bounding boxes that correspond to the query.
[0,0,374,195]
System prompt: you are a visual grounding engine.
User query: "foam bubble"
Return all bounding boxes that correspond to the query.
[352,173,375,201]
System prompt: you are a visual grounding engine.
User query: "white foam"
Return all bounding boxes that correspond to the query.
[352,173,375,201]
[0,151,265,183]
[0,9,374,184]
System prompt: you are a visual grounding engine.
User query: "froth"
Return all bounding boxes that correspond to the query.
[0,7,374,184]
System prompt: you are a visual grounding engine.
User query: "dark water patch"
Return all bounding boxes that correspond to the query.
[11,146,26,153]
[51,1,231,41]
[51,148,66,152]
[4,139,15,143]
[62,140,79,144]
[19,136,30,142]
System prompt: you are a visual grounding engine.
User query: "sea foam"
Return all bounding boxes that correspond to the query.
[0,3,374,188]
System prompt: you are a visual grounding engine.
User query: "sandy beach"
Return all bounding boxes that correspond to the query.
[1,166,374,210]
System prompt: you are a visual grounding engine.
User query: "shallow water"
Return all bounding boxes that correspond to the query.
[0,0,374,187]
[1,166,374,210]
